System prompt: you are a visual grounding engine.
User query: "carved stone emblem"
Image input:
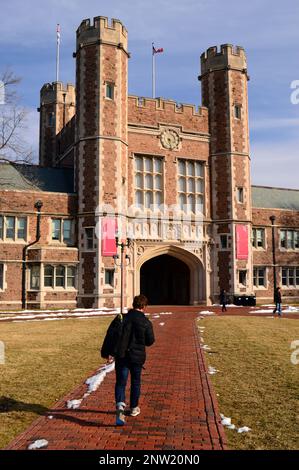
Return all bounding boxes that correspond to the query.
[160,129,179,150]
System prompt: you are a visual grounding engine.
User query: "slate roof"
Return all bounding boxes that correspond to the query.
[0,163,75,194]
[252,185,299,211]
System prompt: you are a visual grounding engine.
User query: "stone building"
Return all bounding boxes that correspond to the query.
[0,16,298,309]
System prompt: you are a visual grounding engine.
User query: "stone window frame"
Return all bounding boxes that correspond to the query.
[234,103,242,120]
[84,227,95,251]
[51,218,75,246]
[30,264,41,290]
[219,234,229,250]
[238,269,247,287]
[43,264,77,291]
[105,81,115,100]
[253,266,267,289]
[0,263,6,291]
[281,266,299,288]
[134,154,164,211]
[0,214,28,243]
[104,268,115,288]
[252,227,266,250]
[279,229,299,251]
[177,158,205,215]
[236,187,244,204]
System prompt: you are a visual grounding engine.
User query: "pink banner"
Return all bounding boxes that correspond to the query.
[236,224,248,260]
[101,218,117,257]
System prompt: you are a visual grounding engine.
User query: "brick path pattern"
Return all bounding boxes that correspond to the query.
[6,310,226,451]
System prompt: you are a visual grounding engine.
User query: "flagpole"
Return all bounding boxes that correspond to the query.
[152,42,155,99]
[56,24,60,82]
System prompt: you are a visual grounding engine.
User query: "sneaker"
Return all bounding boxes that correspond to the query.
[116,402,126,426]
[130,406,141,417]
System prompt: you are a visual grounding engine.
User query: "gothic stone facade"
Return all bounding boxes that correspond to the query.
[0,16,298,309]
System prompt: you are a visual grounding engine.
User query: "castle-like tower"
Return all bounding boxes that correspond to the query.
[200,45,252,297]
[34,18,257,308]
[75,17,129,308]
[39,82,75,167]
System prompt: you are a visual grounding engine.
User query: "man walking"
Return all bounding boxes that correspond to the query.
[219,289,228,312]
[102,294,155,425]
[273,286,282,317]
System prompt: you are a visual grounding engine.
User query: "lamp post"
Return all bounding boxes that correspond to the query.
[270,215,277,302]
[114,234,131,315]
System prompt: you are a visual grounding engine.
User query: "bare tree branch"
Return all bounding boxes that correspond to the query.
[0,69,34,164]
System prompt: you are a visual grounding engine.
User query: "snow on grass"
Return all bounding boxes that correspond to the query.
[208,366,219,375]
[199,311,215,315]
[220,414,251,434]
[66,362,115,410]
[238,426,251,433]
[27,439,48,450]
[202,345,211,351]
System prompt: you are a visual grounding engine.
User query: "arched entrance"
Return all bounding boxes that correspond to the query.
[140,254,190,305]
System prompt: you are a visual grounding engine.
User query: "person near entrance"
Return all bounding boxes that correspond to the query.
[102,294,155,425]
[220,289,228,312]
[273,286,282,317]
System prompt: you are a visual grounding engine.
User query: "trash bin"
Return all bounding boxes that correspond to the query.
[233,295,256,306]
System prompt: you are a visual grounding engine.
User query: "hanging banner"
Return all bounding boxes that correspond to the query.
[236,224,248,260]
[102,218,117,256]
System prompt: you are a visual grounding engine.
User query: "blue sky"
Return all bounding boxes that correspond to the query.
[1,0,298,188]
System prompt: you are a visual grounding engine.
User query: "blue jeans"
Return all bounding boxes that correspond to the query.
[276,303,282,315]
[115,358,142,408]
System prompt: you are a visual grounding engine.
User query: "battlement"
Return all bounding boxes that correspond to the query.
[76,16,128,51]
[129,96,207,117]
[40,82,76,105]
[200,44,247,75]
[128,96,209,134]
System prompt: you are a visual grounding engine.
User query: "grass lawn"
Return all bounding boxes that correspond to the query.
[0,317,112,449]
[199,316,299,450]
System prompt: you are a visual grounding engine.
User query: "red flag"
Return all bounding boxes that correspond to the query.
[153,46,164,54]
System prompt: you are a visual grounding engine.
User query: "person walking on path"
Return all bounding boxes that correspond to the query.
[101,294,155,426]
[273,286,282,317]
[219,289,228,312]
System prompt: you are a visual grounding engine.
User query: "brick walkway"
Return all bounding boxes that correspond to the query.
[6,310,226,451]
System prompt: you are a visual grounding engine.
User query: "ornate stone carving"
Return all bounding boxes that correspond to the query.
[160,129,179,150]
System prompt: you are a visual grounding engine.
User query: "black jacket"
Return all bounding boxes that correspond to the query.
[274,289,282,303]
[117,309,155,365]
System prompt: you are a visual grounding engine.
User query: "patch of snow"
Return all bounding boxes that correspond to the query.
[199,311,214,315]
[47,416,54,420]
[220,413,251,434]
[202,345,211,351]
[208,366,219,375]
[153,315,160,318]
[238,426,251,433]
[66,399,82,409]
[159,322,165,326]
[159,312,173,315]
[85,362,115,394]
[28,439,48,450]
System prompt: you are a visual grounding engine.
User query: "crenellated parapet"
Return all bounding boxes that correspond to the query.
[76,16,128,52]
[128,96,209,133]
[200,44,247,77]
[40,82,75,106]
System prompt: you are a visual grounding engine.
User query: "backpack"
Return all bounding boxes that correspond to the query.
[100,313,124,359]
